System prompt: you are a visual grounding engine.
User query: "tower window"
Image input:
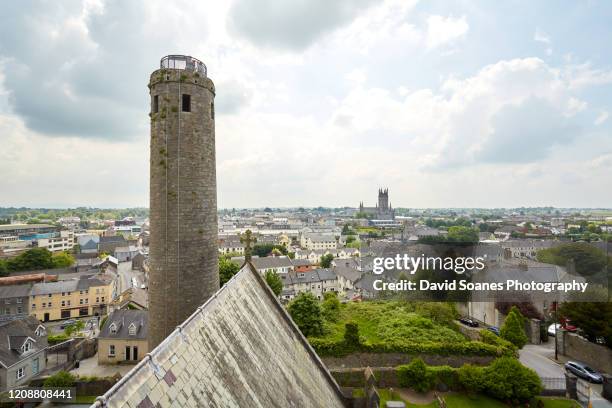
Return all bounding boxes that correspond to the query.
[152,95,159,113]
[211,101,215,120]
[182,94,191,112]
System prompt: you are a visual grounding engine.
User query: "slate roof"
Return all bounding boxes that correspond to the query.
[99,310,148,340]
[285,269,338,285]
[0,316,48,367]
[100,235,127,244]
[0,284,32,299]
[91,264,346,408]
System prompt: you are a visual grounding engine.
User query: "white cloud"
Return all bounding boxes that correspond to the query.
[595,111,609,125]
[425,15,469,50]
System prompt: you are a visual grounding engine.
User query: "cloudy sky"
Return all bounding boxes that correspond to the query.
[1,0,611,209]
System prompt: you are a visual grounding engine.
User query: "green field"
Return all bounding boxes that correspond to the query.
[311,301,465,344]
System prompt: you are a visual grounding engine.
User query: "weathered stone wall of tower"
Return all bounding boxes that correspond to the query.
[148,66,218,348]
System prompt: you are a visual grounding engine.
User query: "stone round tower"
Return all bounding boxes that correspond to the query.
[148,55,219,348]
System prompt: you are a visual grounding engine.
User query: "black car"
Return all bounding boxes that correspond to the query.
[564,361,603,383]
[459,317,479,327]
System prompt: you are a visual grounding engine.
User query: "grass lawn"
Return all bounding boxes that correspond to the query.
[75,395,97,403]
[310,301,465,344]
[375,391,579,408]
[533,397,580,408]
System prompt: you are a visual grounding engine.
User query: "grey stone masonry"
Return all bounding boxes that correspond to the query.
[148,57,219,348]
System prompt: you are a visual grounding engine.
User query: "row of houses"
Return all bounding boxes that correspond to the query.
[0,274,116,322]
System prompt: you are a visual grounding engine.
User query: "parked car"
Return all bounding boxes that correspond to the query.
[487,326,500,336]
[548,323,561,336]
[564,361,603,383]
[59,319,77,329]
[140,283,146,289]
[459,317,479,327]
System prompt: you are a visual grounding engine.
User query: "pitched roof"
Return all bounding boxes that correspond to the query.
[99,309,148,340]
[0,284,32,298]
[0,316,47,367]
[91,264,346,407]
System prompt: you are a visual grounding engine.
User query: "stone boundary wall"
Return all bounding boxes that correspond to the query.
[323,353,494,370]
[559,331,612,374]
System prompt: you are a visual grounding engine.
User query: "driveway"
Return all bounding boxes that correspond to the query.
[70,352,133,378]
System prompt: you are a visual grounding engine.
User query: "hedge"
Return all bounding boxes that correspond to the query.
[309,337,514,358]
[397,357,541,402]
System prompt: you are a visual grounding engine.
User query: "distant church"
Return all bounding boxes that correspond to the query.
[359,188,395,220]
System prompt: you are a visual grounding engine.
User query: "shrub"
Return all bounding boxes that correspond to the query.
[288,292,324,337]
[500,306,529,349]
[481,357,542,403]
[429,365,459,390]
[397,358,434,393]
[48,333,70,345]
[322,292,341,322]
[457,364,485,395]
[264,270,283,296]
[479,329,518,357]
[44,371,76,387]
[344,322,360,347]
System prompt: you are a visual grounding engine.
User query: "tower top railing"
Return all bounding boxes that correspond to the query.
[160,55,207,76]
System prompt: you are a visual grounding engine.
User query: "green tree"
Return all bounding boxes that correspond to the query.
[7,248,54,271]
[219,256,240,286]
[500,306,528,349]
[457,364,484,395]
[52,251,75,268]
[265,270,283,296]
[320,254,334,268]
[560,292,612,347]
[482,357,542,403]
[321,292,341,322]
[0,260,8,277]
[537,242,608,278]
[287,292,324,337]
[341,224,351,235]
[447,226,479,243]
[252,244,275,257]
[343,322,360,347]
[397,358,434,393]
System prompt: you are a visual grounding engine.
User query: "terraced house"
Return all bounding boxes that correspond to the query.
[29,275,115,321]
[0,285,31,322]
[0,316,47,391]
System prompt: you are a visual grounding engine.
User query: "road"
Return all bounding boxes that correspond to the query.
[520,340,608,404]
[519,341,563,377]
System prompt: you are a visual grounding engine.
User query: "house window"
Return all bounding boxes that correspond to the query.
[23,341,31,353]
[16,298,22,304]
[96,297,99,303]
[210,101,215,119]
[101,297,105,302]
[128,323,136,336]
[48,302,52,307]
[32,358,39,375]
[16,367,25,380]
[17,306,23,314]
[32,304,36,309]
[42,303,46,308]
[80,299,83,305]
[109,323,117,334]
[61,301,65,307]
[4,299,10,304]
[182,94,191,112]
[48,294,52,298]
[109,345,115,357]
[152,95,159,113]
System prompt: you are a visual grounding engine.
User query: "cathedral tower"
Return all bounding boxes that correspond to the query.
[148,55,219,348]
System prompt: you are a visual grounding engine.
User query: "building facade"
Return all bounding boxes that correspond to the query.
[98,309,148,365]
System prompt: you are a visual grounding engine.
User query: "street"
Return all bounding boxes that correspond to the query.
[520,340,608,404]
